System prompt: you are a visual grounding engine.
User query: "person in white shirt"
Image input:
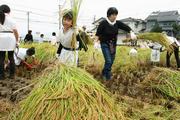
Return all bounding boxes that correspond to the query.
[129,47,138,57]
[51,32,58,46]
[56,10,79,66]
[163,32,180,69]
[149,42,162,63]
[38,34,44,43]
[0,5,19,80]
[56,10,87,66]
[14,47,35,66]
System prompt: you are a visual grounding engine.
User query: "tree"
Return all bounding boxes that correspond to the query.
[172,23,180,38]
[150,23,162,33]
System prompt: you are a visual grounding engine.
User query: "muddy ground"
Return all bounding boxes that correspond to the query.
[0,64,179,120]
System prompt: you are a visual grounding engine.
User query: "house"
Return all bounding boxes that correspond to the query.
[145,10,180,35]
[91,17,105,33]
[120,17,146,33]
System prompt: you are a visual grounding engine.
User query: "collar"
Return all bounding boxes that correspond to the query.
[106,17,116,25]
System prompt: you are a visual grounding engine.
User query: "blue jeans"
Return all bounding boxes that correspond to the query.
[101,43,116,80]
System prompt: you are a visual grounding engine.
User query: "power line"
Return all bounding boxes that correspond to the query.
[12,8,58,18]
[14,17,58,24]
[0,0,57,14]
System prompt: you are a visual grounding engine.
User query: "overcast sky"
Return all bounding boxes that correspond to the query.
[1,0,180,36]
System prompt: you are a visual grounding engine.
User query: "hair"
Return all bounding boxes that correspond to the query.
[107,7,118,17]
[40,34,44,38]
[63,10,73,20]
[28,30,32,34]
[0,4,10,25]
[82,26,86,31]
[52,32,56,36]
[0,11,5,25]
[26,47,35,56]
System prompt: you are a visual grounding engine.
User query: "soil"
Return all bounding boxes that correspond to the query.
[0,63,179,120]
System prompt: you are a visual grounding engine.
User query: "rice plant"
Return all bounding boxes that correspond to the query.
[9,63,124,120]
[137,33,174,53]
[144,67,180,100]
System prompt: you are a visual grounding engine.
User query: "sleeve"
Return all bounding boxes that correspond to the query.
[31,35,33,41]
[148,43,154,49]
[24,35,27,40]
[95,21,104,37]
[77,34,88,52]
[57,43,63,54]
[56,31,61,42]
[117,20,131,33]
[7,16,17,30]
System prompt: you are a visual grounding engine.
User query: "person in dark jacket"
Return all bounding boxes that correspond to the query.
[24,30,33,43]
[96,7,137,80]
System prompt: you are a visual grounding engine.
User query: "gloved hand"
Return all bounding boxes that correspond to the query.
[56,54,60,58]
[130,31,137,40]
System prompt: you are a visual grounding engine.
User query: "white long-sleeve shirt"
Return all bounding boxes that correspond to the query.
[167,36,180,46]
[14,48,27,65]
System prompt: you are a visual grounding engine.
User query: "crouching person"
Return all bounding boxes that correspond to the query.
[14,47,35,67]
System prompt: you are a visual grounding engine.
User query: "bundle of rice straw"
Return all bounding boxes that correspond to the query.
[143,67,180,100]
[70,0,82,49]
[137,33,173,52]
[124,32,174,53]
[9,64,124,120]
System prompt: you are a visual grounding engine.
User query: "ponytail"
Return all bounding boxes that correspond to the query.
[0,11,5,25]
[0,4,10,25]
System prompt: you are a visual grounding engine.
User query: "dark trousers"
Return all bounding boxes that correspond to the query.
[101,43,116,80]
[0,51,15,77]
[166,46,180,68]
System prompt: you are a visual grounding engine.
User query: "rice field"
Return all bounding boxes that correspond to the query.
[0,42,180,120]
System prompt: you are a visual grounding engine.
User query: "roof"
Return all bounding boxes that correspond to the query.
[92,17,105,25]
[121,17,145,23]
[146,10,180,22]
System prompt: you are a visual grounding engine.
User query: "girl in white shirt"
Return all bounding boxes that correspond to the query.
[0,5,19,80]
[56,10,87,66]
[56,10,79,66]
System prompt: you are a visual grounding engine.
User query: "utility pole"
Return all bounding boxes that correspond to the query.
[27,11,30,32]
[59,0,65,29]
[59,4,62,30]
[93,15,96,23]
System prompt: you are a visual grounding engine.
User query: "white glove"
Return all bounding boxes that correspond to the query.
[56,54,60,58]
[130,31,137,40]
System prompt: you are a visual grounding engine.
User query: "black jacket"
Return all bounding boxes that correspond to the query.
[96,20,131,43]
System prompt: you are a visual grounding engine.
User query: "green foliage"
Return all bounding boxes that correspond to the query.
[150,23,162,33]
[172,23,180,38]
